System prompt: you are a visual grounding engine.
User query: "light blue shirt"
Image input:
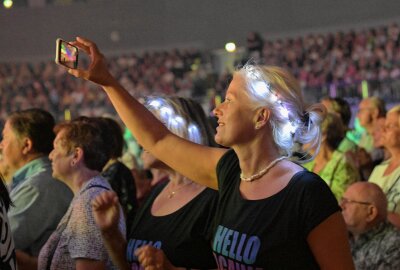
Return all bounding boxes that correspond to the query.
[8,157,73,256]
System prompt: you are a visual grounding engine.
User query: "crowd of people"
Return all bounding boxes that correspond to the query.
[1,22,400,130]
[1,22,400,270]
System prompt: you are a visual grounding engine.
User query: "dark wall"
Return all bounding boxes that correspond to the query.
[1,0,400,61]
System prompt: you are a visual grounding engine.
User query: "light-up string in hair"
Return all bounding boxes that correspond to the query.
[243,65,298,135]
[147,97,202,144]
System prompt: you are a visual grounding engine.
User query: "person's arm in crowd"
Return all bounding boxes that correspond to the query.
[307,212,355,270]
[92,191,130,270]
[135,245,187,270]
[388,212,400,229]
[16,250,37,270]
[68,37,226,190]
[75,258,106,270]
[9,184,43,251]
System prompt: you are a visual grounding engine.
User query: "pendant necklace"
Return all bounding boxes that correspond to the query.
[240,156,287,182]
[167,181,193,198]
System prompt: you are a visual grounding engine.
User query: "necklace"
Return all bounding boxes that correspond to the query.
[167,181,193,198]
[240,156,287,182]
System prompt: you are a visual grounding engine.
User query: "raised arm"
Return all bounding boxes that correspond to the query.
[68,37,226,189]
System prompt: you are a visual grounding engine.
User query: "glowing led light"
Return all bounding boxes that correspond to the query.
[148,99,162,108]
[160,106,173,117]
[269,94,278,103]
[279,106,290,119]
[174,116,185,125]
[283,122,297,134]
[225,42,236,53]
[188,124,201,144]
[3,0,12,8]
[253,81,269,96]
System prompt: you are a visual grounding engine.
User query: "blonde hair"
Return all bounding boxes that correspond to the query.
[145,97,206,145]
[238,64,326,162]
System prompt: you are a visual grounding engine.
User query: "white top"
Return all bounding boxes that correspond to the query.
[369,160,400,214]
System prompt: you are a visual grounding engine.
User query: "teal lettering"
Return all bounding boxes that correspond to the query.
[229,230,239,259]
[222,229,234,256]
[126,239,136,261]
[235,233,247,262]
[213,225,228,253]
[243,236,261,264]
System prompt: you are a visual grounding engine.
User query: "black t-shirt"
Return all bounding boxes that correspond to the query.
[126,181,218,269]
[212,150,340,269]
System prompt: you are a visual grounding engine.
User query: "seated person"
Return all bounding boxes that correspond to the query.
[304,112,359,200]
[0,173,16,270]
[99,116,138,232]
[92,97,218,269]
[341,182,400,269]
[369,105,400,228]
[38,118,126,269]
[0,108,72,269]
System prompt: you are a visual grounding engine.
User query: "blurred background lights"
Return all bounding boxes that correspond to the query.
[225,42,236,52]
[3,0,13,8]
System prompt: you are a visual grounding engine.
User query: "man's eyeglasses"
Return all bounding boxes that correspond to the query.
[340,197,371,206]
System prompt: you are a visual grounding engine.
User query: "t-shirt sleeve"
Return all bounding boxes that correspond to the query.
[299,171,341,237]
[216,149,239,191]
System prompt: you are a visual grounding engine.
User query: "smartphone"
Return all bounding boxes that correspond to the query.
[55,38,78,69]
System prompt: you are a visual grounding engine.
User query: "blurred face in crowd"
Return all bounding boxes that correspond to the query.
[213,73,257,147]
[141,149,166,170]
[0,120,25,174]
[49,129,73,182]
[340,184,372,236]
[372,117,386,148]
[357,99,374,128]
[383,111,400,150]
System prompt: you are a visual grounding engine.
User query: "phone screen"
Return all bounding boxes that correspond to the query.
[56,39,78,69]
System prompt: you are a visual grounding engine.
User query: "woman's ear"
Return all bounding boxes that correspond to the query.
[71,147,84,166]
[255,107,270,130]
[21,137,33,155]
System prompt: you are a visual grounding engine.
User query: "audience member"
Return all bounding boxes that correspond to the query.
[92,96,218,269]
[304,112,359,200]
[341,182,400,269]
[368,105,400,228]
[0,173,16,270]
[372,117,391,162]
[70,37,354,269]
[356,97,386,160]
[0,108,72,269]
[99,116,138,232]
[38,119,126,269]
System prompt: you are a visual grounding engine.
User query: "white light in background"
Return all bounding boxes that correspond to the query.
[3,0,13,8]
[225,42,236,53]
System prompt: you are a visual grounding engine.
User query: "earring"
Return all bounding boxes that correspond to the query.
[255,123,261,130]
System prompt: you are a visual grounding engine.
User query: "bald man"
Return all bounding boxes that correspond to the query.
[341,182,400,269]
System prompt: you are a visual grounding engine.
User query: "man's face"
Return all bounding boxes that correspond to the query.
[340,185,371,235]
[0,120,25,174]
[357,99,374,128]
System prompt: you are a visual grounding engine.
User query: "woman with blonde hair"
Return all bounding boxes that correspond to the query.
[70,37,354,269]
[369,104,400,228]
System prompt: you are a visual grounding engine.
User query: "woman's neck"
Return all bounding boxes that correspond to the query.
[234,135,281,177]
[70,169,100,195]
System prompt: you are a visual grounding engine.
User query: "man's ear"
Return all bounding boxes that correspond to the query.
[254,107,270,130]
[366,205,378,222]
[21,137,33,155]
